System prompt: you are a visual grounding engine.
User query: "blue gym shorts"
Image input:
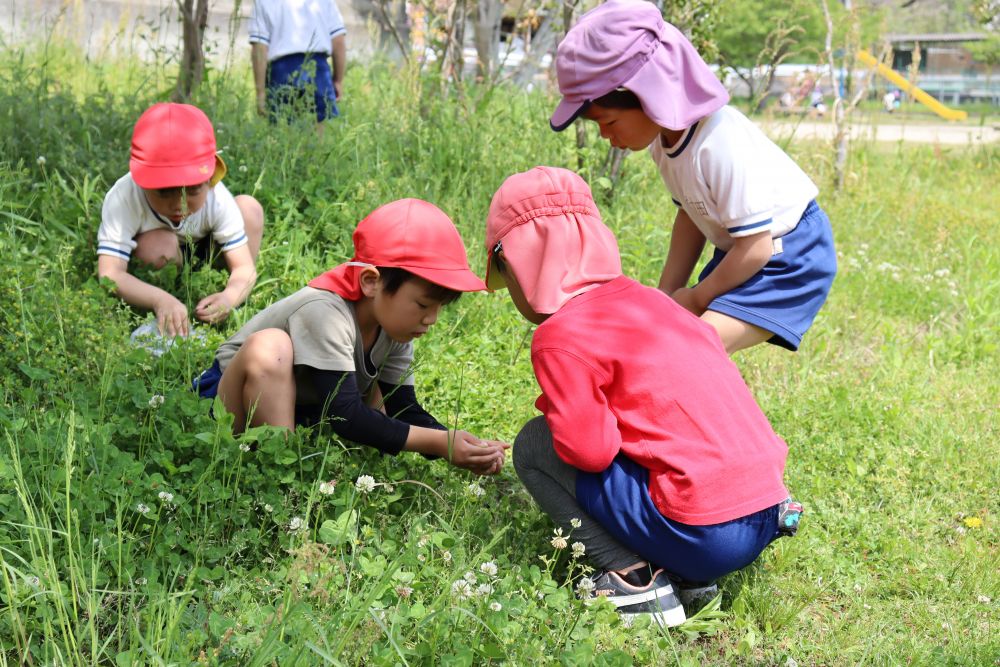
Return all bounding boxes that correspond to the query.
[699,200,837,351]
[576,455,783,583]
[267,53,339,123]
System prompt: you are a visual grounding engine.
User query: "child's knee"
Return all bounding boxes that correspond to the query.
[241,329,293,375]
[235,195,265,235]
[512,416,553,473]
[133,229,181,268]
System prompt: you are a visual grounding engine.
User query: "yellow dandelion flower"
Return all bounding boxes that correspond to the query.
[962,517,983,529]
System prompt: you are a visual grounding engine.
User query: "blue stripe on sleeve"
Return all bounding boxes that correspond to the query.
[249,34,270,43]
[330,27,347,38]
[729,218,773,234]
[97,245,131,259]
[221,234,247,249]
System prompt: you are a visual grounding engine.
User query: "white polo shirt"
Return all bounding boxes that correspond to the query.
[249,0,347,62]
[97,174,247,263]
[649,105,818,252]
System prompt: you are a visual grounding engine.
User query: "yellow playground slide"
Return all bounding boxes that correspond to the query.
[856,49,967,121]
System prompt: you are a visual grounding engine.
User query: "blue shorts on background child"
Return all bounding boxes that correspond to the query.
[485,166,800,627]
[550,0,836,355]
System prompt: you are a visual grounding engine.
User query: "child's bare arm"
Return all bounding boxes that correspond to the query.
[658,209,706,294]
[673,230,772,315]
[195,246,257,324]
[330,34,346,99]
[251,43,269,116]
[98,254,189,336]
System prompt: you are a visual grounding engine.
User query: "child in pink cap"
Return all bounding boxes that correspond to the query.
[486,166,800,626]
[551,0,836,355]
[97,103,265,337]
[194,198,507,475]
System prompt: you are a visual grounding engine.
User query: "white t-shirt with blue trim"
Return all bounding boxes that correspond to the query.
[97,174,247,263]
[248,0,347,62]
[649,105,818,252]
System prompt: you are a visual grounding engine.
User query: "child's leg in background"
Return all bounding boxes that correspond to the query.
[513,416,641,572]
[701,311,772,355]
[133,228,182,268]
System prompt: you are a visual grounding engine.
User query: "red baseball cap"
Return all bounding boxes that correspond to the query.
[129,103,227,189]
[309,199,487,299]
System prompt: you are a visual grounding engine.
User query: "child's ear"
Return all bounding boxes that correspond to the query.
[359,267,381,298]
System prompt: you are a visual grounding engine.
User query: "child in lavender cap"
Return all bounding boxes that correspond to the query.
[551,0,836,355]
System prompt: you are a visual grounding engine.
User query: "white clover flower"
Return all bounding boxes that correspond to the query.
[551,536,568,550]
[239,164,248,173]
[26,575,41,588]
[384,483,395,493]
[571,542,586,558]
[355,475,376,494]
[463,571,477,584]
[476,583,493,596]
[480,561,498,577]
[36,156,46,166]
[239,443,251,453]
[318,481,336,495]
[576,577,595,598]
[451,579,473,599]
[977,594,992,603]
[934,268,950,278]
[289,516,304,532]
[417,534,430,548]
[489,601,502,612]
[417,554,426,562]
[466,482,485,498]
[263,503,273,513]
[570,517,582,529]
[148,394,165,409]
[442,550,452,563]
[136,503,151,515]
[135,577,147,586]
[157,491,174,503]
[396,585,414,598]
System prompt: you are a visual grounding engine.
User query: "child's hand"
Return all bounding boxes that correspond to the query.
[448,431,508,476]
[154,295,190,337]
[669,287,707,316]
[478,439,511,475]
[195,292,233,324]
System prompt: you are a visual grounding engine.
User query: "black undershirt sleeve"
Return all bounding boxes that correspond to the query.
[306,367,410,455]
[378,381,447,431]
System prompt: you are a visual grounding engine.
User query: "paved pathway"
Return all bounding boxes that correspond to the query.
[759,118,999,146]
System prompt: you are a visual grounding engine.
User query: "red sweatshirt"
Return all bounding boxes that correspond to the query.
[532,276,788,525]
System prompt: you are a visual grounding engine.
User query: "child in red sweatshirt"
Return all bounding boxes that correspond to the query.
[485,166,801,627]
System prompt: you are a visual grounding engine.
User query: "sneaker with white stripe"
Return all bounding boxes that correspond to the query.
[589,568,686,627]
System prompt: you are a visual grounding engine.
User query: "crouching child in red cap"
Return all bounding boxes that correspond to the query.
[97,103,265,337]
[193,199,508,474]
[485,167,801,626]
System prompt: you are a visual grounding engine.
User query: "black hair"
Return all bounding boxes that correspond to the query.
[491,249,508,277]
[592,88,643,110]
[376,266,462,305]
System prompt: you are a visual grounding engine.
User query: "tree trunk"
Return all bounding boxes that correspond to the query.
[473,0,503,81]
[443,0,468,84]
[174,0,210,102]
